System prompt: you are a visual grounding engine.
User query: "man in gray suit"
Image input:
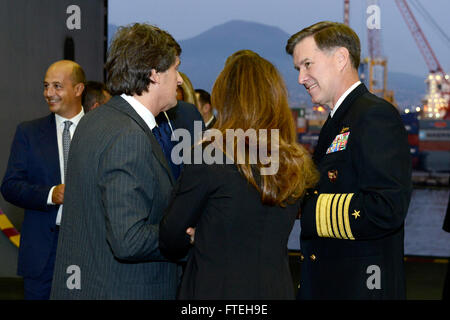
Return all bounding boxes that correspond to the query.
[50,23,199,299]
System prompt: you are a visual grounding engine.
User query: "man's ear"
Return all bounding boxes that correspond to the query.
[335,47,350,71]
[149,69,160,84]
[74,82,85,97]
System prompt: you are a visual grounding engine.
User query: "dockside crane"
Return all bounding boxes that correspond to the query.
[395,0,450,119]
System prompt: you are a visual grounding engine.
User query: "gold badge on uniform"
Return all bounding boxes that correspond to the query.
[328,169,338,183]
[340,127,350,133]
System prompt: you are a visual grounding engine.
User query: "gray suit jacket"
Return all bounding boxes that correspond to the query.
[50,96,186,299]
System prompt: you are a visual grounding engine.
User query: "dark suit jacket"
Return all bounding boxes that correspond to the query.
[167,100,206,139]
[298,84,412,299]
[1,114,61,278]
[50,96,202,299]
[160,149,298,299]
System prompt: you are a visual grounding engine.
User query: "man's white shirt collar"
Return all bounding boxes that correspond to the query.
[55,107,84,127]
[330,81,361,118]
[121,94,157,130]
[205,115,215,128]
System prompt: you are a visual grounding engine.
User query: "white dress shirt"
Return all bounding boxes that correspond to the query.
[330,81,361,118]
[47,108,84,225]
[121,94,157,130]
[120,93,175,136]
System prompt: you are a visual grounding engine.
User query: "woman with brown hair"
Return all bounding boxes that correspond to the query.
[160,50,318,299]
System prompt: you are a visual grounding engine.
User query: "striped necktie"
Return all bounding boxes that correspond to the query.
[63,120,72,179]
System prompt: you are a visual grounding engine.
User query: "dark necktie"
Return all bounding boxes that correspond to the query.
[152,117,181,180]
[62,120,72,179]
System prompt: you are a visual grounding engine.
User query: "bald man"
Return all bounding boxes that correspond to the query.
[1,60,85,299]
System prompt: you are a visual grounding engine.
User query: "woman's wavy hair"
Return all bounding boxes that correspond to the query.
[106,23,181,96]
[177,72,199,106]
[211,50,319,206]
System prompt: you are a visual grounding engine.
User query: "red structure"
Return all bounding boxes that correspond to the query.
[343,0,350,26]
[395,0,450,118]
[395,0,446,74]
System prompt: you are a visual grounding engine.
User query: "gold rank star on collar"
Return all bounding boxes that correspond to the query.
[352,210,361,219]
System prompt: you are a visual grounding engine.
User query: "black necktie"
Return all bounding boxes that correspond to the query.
[152,117,181,180]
